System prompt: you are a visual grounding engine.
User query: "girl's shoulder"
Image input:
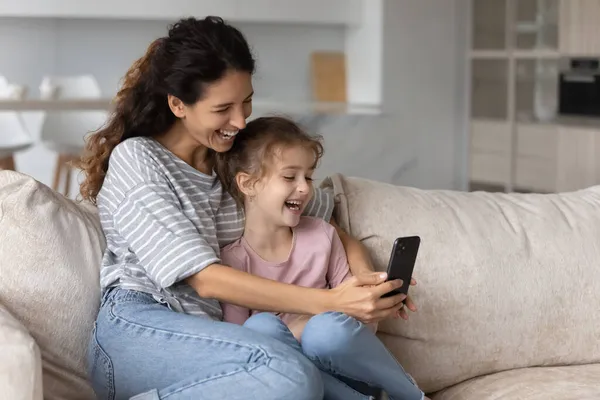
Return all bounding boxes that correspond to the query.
[296,216,335,239]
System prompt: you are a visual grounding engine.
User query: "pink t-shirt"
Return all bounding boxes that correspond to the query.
[220,216,351,325]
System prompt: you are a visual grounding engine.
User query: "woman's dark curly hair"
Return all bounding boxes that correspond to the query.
[78,16,255,204]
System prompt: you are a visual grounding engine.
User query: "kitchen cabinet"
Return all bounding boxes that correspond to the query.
[559,0,600,55]
[471,122,600,192]
[469,0,600,192]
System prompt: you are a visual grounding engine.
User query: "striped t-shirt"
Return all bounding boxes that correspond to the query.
[97,137,334,319]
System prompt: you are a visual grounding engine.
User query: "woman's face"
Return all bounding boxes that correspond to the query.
[172,69,254,153]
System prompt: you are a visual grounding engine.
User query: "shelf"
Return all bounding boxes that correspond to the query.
[0,98,381,116]
[469,50,510,59]
[469,50,560,59]
[0,0,363,26]
[252,100,382,116]
[513,50,560,59]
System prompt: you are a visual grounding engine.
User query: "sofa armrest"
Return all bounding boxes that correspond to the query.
[0,305,43,400]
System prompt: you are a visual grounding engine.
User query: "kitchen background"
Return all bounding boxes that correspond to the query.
[1,0,599,199]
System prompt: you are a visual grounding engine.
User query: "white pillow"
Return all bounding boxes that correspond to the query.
[0,171,105,400]
[0,304,43,400]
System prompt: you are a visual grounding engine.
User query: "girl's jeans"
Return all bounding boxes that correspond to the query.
[243,312,424,400]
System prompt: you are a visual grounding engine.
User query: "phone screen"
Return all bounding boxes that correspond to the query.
[381,236,420,298]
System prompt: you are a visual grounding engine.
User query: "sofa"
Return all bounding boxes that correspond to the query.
[1,169,599,400]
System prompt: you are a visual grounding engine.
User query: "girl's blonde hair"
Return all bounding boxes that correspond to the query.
[215,116,324,206]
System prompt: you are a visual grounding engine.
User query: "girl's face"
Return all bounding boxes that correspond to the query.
[246,145,316,228]
[170,69,254,154]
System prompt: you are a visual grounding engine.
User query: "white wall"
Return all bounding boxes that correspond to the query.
[0,18,57,96]
[1,3,469,195]
[316,0,469,190]
[1,17,346,192]
[55,18,346,100]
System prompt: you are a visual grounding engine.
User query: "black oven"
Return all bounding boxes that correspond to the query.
[558,58,600,118]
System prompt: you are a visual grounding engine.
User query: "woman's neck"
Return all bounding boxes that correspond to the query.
[243,206,293,262]
[155,121,212,174]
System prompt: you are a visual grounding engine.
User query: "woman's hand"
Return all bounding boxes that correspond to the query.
[329,272,416,324]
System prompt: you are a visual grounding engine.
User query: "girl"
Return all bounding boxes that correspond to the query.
[79,16,416,400]
[216,116,427,400]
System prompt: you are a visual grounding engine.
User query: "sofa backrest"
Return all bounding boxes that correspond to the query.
[322,173,600,393]
[0,171,105,400]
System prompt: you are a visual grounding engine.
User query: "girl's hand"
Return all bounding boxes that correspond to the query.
[396,278,418,320]
[328,272,409,324]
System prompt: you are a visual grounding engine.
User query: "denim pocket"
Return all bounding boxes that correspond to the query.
[88,323,115,400]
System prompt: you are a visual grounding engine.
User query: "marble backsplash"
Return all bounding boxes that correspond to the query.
[14,109,460,200]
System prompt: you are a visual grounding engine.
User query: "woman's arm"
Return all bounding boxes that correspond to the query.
[189,264,332,315]
[187,264,406,324]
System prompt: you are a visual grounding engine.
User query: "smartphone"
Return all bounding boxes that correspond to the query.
[381,236,421,298]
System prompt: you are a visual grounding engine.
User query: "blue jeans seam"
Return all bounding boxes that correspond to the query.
[107,299,274,361]
[161,364,264,398]
[311,356,380,389]
[91,323,115,399]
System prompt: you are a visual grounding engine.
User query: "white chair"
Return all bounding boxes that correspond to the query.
[38,75,108,196]
[0,76,33,171]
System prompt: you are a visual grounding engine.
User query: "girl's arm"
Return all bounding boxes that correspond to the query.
[330,218,375,276]
[327,225,379,332]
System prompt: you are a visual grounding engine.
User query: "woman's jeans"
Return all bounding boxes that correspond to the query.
[88,288,422,400]
[243,312,424,400]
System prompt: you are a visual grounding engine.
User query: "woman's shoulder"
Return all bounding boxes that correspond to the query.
[99,137,172,204]
[108,137,169,180]
[111,137,162,165]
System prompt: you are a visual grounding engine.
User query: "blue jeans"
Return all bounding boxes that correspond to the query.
[88,288,325,399]
[244,312,424,400]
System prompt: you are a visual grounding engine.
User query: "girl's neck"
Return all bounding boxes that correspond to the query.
[243,207,293,262]
[155,121,212,173]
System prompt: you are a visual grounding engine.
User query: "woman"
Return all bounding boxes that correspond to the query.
[80,16,416,400]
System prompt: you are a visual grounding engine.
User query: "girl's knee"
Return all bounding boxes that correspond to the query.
[243,312,282,330]
[243,312,284,332]
[301,312,364,357]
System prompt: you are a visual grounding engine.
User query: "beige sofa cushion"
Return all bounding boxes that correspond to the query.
[322,174,600,394]
[0,305,43,400]
[431,364,600,400]
[0,171,105,400]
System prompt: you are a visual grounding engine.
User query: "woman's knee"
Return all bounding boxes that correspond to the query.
[284,358,324,400]
[301,312,364,357]
[244,314,323,398]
